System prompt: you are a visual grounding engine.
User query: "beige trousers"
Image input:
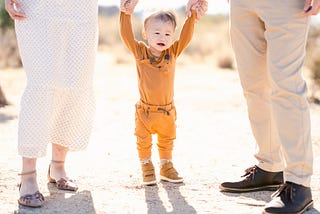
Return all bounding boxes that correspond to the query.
[230,0,313,187]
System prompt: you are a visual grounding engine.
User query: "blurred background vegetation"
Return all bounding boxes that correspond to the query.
[1,4,320,104]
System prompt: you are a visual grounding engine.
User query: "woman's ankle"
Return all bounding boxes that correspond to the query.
[19,173,39,196]
[49,161,68,180]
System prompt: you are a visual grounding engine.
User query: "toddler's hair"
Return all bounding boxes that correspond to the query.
[144,10,177,30]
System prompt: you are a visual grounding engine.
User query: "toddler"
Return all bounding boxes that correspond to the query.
[119,0,207,185]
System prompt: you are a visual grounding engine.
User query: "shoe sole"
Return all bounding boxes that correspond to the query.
[262,200,313,214]
[219,184,281,193]
[160,175,184,183]
[143,180,157,186]
[18,200,43,208]
[18,191,44,208]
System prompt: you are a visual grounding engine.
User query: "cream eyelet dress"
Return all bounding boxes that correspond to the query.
[15,0,98,158]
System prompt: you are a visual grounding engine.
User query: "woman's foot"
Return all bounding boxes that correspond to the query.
[18,170,44,207]
[48,160,78,191]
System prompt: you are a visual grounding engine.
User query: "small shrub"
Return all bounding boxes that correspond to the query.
[0,1,14,30]
[217,55,234,69]
[311,55,320,83]
[0,29,21,68]
[306,25,320,83]
[0,2,20,68]
[0,85,9,107]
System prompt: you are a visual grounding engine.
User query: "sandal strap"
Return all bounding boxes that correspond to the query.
[18,170,36,176]
[51,160,65,164]
[56,178,78,191]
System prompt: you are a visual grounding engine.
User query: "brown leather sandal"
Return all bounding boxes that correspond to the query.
[47,160,78,191]
[18,170,44,208]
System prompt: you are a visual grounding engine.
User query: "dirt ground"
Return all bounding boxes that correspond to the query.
[0,51,319,214]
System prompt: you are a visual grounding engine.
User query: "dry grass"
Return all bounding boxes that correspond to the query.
[306,25,320,82]
[1,11,320,77]
[98,13,234,69]
[0,29,21,68]
[0,12,234,69]
[185,15,234,68]
[0,85,9,106]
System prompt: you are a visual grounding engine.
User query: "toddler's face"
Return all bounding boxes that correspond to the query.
[144,18,175,55]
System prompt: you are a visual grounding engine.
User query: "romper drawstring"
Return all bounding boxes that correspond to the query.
[157,107,170,115]
[139,100,172,117]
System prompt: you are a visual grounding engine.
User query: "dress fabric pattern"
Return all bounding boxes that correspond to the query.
[15,0,98,158]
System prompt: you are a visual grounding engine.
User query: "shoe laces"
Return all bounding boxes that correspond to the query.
[241,166,257,181]
[271,182,294,201]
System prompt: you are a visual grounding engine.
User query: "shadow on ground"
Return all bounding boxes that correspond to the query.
[144,182,196,214]
[0,112,16,124]
[220,191,320,214]
[14,184,96,214]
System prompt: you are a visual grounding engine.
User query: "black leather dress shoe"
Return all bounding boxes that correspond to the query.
[219,165,283,192]
[263,182,313,214]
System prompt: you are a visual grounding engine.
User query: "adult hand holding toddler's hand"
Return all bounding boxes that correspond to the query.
[186,0,208,20]
[304,0,320,16]
[5,0,26,20]
[120,0,139,15]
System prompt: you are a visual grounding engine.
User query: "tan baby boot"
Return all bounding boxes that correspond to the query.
[160,161,183,183]
[141,162,157,186]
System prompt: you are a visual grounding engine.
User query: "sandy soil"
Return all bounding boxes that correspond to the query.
[0,52,319,214]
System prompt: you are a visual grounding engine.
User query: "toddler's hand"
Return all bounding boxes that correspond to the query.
[120,0,139,15]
